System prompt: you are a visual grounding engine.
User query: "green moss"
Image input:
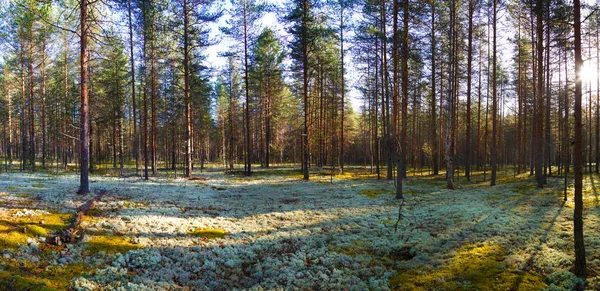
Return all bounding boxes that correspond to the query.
[0,212,70,249]
[389,243,546,291]
[26,225,50,236]
[0,229,31,248]
[32,183,45,188]
[248,169,304,180]
[187,228,228,239]
[358,188,393,198]
[0,260,88,290]
[330,239,372,257]
[84,235,141,254]
[7,186,20,191]
[513,184,539,194]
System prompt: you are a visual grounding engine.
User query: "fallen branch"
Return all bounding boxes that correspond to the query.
[48,189,107,245]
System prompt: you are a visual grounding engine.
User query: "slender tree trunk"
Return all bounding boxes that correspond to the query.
[477,21,483,171]
[465,0,474,181]
[302,0,309,180]
[127,0,139,175]
[573,0,587,279]
[41,38,48,169]
[243,0,252,176]
[7,87,12,166]
[490,0,498,186]
[340,1,345,174]
[517,5,522,174]
[79,0,90,194]
[374,35,380,179]
[535,0,545,187]
[392,0,400,193]
[430,0,438,175]
[183,0,193,178]
[28,27,35,171]
[546,6,552,176]
[446,0,455,189]
[597,25,599,173]
[399,0,408,182]
[143,87,149,179]
[151,31,157,175]
[564,48,569,200]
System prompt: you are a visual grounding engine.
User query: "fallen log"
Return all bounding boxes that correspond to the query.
[48,189,107,245]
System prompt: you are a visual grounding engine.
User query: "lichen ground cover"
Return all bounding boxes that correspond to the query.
[0,168,599,290]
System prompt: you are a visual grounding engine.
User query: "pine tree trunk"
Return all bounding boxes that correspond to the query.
[127,0,139,176]
[445,0,455,190]
[535,0,545,187]
[490,0,498,186]
[79,0,90,194]
[465,0,473,181]
[243,0,252,176]
[573,0,587,279]
[430,0,438,176]
[183,0,193,178]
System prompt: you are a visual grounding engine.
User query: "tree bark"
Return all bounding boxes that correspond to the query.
[490,0,497,186]
[49,190,107,245]
[183,0,193,178]
[127,0,139,176]
[430,0,438,176]
[445,0,455,190]
[573,0,587,280]
[535,0,545,187]
[78,0,90,194]
[243,0,252,176]
[465,0,474,181]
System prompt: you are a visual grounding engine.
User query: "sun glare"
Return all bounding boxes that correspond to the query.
[581,62,598,82]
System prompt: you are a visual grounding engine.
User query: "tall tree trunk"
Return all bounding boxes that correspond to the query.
[79,0,90,194]
[243,0,252,176]
[535,0,545,187]
[41,38,47,169]
[596,25,599,173]
[183,0,193,178]
[546,5,552,176]
[151,31,157,175]
[465,0,474,181]
[573,0,587,279]
[517,4,522,174]
[490,0,498,186]
[7,87,12,166]
[127,0,139,175]
[340,1,345,174]
[400,0,408,181]
[302,0,310,180]
[374,35,380,179]
[392,0,399,193]
[28,27,35,171]
[446,0,455,189]
[430,0,438,175]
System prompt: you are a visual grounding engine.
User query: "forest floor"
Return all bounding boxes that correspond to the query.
[0,165,599,290]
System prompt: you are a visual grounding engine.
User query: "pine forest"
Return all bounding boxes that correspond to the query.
[0,0,599,289]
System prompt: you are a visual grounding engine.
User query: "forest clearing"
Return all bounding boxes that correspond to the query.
[1,0,600,289]
[0,166,597,290]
